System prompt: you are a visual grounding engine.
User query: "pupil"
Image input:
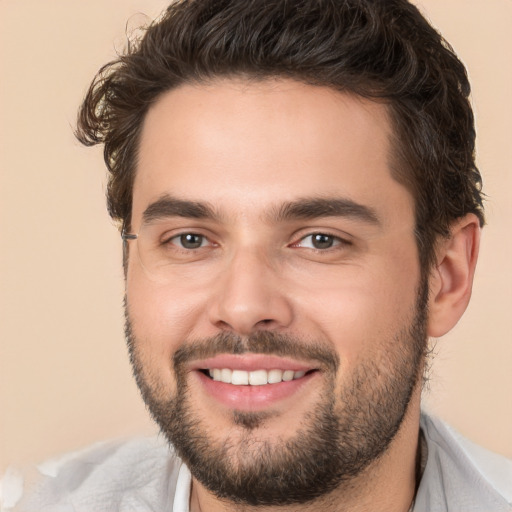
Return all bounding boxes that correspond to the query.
[181,234,202,249]
[313,233,333,249]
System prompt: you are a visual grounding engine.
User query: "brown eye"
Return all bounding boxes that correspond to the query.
[295,233,342,250]
[176,233,206,249]
[311,233,335,249]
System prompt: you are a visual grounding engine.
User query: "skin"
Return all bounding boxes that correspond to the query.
[126,78,480,512]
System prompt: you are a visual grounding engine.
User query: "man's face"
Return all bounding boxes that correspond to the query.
[126,79,426,504]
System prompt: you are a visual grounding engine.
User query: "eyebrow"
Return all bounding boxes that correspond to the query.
[271,197,380,225]
[141,195,380,226]
[142,195,220,224]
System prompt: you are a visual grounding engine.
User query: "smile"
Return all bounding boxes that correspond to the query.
[206,368,308,385]
[191,354,320,410]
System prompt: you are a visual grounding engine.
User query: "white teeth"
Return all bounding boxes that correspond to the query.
[208,368,308,385]
[231,370,249,385]
[220,368,232,384]
[282,370,294,382]
[267,369,283,384]
[249,370,268,386]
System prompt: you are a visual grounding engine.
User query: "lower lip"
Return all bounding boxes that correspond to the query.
[194,371,318,411]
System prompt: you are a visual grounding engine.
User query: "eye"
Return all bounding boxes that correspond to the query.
[294,233,346,250]
[168,233,210,249]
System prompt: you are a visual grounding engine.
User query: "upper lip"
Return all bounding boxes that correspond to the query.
[189,354,317,372]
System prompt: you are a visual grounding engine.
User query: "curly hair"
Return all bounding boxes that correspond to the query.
[76,0,484,270]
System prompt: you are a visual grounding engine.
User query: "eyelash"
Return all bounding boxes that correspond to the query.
[290,232,351,251]
[163,232,215,250]
[162,231,351,252]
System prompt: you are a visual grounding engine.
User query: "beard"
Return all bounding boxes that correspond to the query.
[125,280,428,507]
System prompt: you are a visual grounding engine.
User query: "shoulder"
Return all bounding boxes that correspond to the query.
[3,436,186,512]
[415,413,512,512]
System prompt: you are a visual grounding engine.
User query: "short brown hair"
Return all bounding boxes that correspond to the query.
[76,0,484,270]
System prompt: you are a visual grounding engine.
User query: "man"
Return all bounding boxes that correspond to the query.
[9,0,512,511]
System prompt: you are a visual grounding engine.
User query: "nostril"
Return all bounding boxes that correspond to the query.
[257,319,274,327]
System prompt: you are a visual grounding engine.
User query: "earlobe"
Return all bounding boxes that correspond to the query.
[427,214,481,338]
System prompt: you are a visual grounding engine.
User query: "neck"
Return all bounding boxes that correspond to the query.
[190,391,422,512]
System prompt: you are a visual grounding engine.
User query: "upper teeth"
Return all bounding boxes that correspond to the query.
[207,368,306,385]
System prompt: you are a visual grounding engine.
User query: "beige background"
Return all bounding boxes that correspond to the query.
[0,1,511,473]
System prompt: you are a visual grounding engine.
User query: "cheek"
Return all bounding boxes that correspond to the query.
[125,269,223,391]
[125,264,201,386]
[293,257,420,363]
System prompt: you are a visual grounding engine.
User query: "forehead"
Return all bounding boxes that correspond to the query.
[133,79,413,227]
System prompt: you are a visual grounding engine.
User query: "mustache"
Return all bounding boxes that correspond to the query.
[173,331,340,373]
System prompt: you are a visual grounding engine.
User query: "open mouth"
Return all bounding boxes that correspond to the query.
[194,357,321,410]
[200,368,317,385]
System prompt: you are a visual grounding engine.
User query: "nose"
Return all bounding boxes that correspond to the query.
[208,248,294,336]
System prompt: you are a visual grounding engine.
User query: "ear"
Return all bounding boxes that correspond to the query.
[427,214,481,338]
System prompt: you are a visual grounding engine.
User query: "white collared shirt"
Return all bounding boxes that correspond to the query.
[2,413,511,511]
